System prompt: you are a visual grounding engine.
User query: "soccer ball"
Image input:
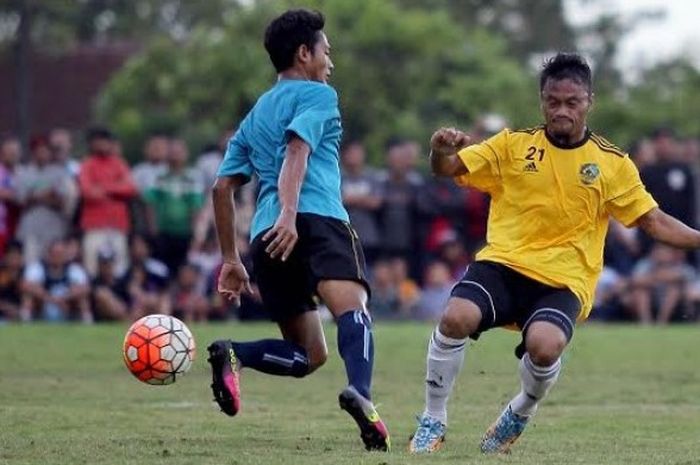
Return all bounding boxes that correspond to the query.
[122,314,196,385]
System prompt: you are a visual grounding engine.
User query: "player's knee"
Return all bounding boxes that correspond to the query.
[438,298,481,339]
[305,346,328,375]
[525,324,567,366]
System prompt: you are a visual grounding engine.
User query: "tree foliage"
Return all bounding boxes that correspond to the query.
[97,0,538,162]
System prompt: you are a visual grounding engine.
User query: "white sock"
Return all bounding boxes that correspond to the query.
[509,353,561,418]
[423,328,468,424]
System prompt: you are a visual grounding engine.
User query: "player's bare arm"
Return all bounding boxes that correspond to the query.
[262,135,310,261]
[429,127,470,177]
[635,207,700,249]
[212,174,253,300]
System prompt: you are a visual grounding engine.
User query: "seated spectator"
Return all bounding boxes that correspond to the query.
[435,231,470,281]
[171,263,209,323]
[121,234,170,317]
[590,266,630,321]
[368,259,401,319]
[412,261,454,321]
[91,248,131,321]
[20,239,91,323]
[187,230,221,294]
[0,242,24,320]
[628,243,695,324]
[389,256,420,314]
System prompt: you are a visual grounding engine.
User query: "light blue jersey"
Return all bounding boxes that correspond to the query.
[218,79,349,241]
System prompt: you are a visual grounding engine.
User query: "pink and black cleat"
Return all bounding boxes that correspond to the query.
[207,340,241,417]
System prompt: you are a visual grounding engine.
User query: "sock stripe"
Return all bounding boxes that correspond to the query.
[363,325,370,361]
[432,330,467,352]
[262,353,295,368]
[523,354,561,380]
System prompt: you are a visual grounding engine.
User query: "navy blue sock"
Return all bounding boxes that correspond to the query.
[337,310,374,400]
[231,339,309,378]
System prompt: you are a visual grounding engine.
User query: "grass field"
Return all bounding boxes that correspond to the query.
[1,322,699,465]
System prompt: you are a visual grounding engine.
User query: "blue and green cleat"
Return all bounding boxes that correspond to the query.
[480,406,529,454]
[409,415,446,454]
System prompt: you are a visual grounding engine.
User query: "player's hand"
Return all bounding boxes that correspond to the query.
[217,262,253,301]
[430,127,471,156]
[263,209,298,261]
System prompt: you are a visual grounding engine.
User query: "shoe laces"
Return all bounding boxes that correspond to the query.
[413,415,444,446]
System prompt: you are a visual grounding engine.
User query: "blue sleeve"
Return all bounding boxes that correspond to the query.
[217,122,254,179]
[285,85,340,153]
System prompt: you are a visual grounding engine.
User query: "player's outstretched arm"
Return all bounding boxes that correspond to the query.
[212,175,253,300]
[429,127,470,177]
[262,135,311,261]
[636,207,700,249]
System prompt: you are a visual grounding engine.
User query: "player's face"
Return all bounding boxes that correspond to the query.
[308,32,333,83]
[541,78,592,143]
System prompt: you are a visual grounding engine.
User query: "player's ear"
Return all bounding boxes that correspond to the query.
[297,44,311,64]
[587,92,595,110]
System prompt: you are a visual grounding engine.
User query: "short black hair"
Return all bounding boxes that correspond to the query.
[85,126,115,143]
[264,9,325,73]
[540,53,592,94]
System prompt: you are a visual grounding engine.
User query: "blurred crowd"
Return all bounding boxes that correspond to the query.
[0,119,698,325]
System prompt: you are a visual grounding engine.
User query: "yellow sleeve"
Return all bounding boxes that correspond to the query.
[605,156,658,227]
[453,129,507,192]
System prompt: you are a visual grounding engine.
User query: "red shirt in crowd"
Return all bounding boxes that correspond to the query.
[79,153,137,232]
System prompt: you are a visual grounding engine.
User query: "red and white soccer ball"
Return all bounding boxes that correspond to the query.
[122,314,196,385]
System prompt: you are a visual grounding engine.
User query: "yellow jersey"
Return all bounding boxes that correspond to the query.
[454,126,657,319]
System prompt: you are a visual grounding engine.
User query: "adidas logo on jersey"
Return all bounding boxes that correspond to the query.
[523,161,538,172]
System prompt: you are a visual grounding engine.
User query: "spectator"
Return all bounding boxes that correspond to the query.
[341,141,382,265]
[15,136,77,263]
[187,230,221,294]
[171,263,209,323]
[132,133,169,192]
[368,259,401,319]
[144,138,204,274]
[78,127,137,277]
[603,219,642,275]
[20,239,91,323]
[91,248,131,321]
[195,142,224,194]
[49,127,80,177]
[435,231,470,281]
[591,266,630,321]
[413,261,454,321]
[640,128,696,253]
[377,138,424,271]
[389,256,420,315]
[119,234,170,317]
[628,243,695,324]
[0,242,24,320]
[0,134,21,255]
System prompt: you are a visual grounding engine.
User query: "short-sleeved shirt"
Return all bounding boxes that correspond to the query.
[454,126,658,319]
[217,79,348,241]
[24,261,88,292]
[144,168,204,237]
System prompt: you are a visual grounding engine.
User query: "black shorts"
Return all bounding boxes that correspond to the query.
[251,213,369,322]
[451,260,581,358]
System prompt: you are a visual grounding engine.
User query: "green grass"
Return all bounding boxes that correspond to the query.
[1,322,699,465]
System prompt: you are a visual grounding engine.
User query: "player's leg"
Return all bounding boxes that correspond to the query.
[315,278,390,451]
[481,288,579,454]
[411,261,508,454]
[207,235,318,417]
[306,215,389,451]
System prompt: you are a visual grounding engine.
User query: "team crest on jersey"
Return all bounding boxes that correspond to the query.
[579,163,600,185]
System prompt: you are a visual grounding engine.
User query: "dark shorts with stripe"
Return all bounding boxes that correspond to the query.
[251,213,369,322]
[450,260,581,358]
